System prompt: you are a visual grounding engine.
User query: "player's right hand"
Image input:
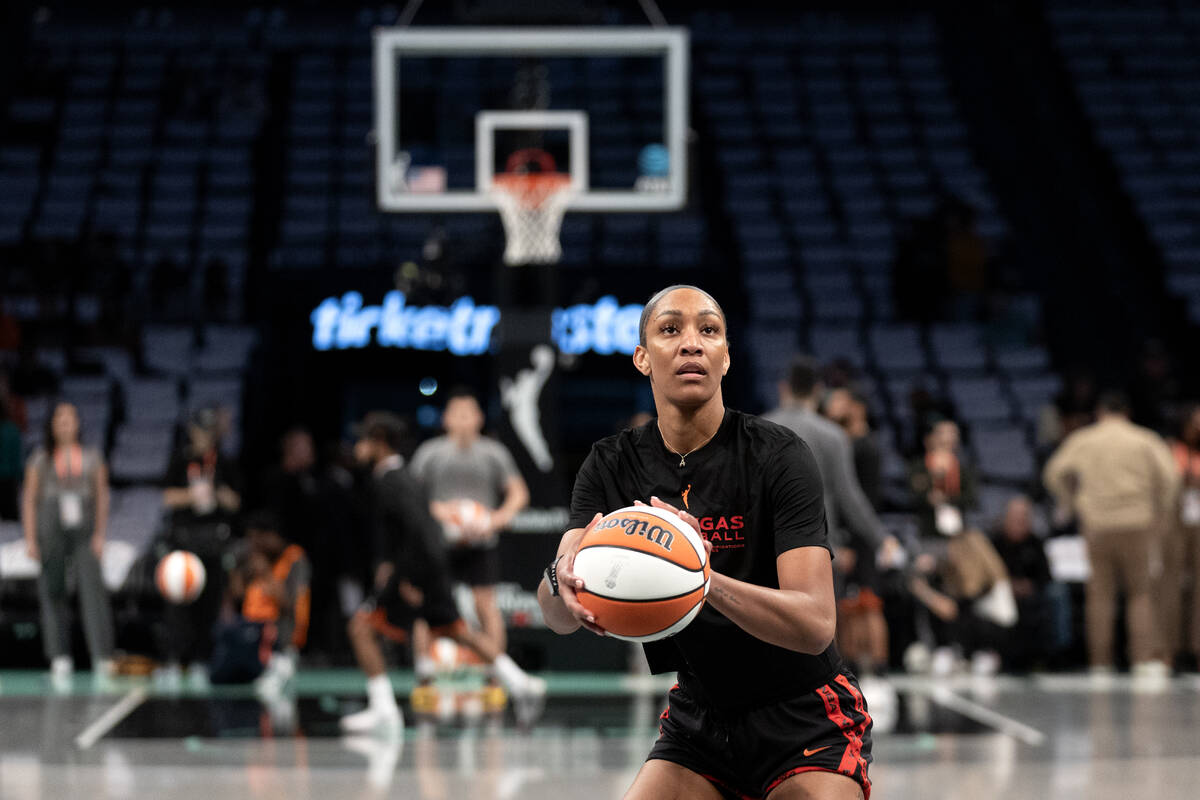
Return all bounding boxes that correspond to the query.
[556,512,608,636]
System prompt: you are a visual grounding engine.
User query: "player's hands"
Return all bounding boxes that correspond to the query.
[639,496,706,545]
[876,534,906,570]
[397,580,424,607]
[26,538,39,561]
[374,561,395,589]
[556,512,608,636]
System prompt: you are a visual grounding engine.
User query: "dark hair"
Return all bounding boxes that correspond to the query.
[358,410,407,453]
[1096,390,1130,416]
[786,355,820,398]
[445,386,480,406]
[42,401,81,453]
[244,508,283,536]
[637,285,728,348]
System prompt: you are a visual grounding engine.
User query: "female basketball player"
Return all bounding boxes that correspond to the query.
[538,285,872,800]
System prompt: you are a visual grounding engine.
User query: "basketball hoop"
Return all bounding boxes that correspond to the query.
[490,149,574,266]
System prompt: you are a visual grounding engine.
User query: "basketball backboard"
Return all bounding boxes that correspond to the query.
[372,27,689,213]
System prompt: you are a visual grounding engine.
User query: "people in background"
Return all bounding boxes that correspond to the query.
[824,387,884,509]
[1037,368,1096,459]
[0,392,22,519]
[1043,391,1179,683]
[160,407,241,687]
[259,426,341,655]
[910,418,977,539]
[21,401,115,685]
[212,510,311,693]
[340,411,543,736]
[991,495,1071,671]
[1163,404,1200,672]
[408,390,530,705]
[764,357,903,699]
[907,526,1013,676]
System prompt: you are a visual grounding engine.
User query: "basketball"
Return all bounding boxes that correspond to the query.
[155,550,206,605]
[572,505,710,643]
[443,498,491,543]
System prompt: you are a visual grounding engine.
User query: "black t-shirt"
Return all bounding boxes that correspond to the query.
[569,408,840,709]
[371,465,448,578]
[991,533,1052,587]
[164,446,241,526]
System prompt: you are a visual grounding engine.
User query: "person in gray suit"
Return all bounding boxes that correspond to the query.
[764,357,903,719]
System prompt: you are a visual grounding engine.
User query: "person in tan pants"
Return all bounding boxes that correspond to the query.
[1161,405,1200,669]
[1043,392,1180,677]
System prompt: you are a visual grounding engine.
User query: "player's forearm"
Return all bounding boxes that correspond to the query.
[493,480,530,529]
[705,572,835,655]
[537,579,582,634]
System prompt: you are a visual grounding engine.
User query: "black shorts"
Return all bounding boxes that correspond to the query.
[649,673,872,800]
[358,569,462,644]
[447,544,500,587]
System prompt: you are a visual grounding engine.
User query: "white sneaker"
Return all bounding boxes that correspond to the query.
[971,650,1001,677]
[51,655,73,680]
[1088,665,1116,690]
[931,647,959,678]
[857,676,898,735]
[1131,660,1169,694]
[186,663,210,692]
[156,662,183,693]
[50,656,73,692]
[254,654,296,699]
[511,675,547,728]
[340,704,403,736]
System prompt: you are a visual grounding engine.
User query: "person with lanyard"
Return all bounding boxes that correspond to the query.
[909,418,977,539]
[21,401,115,686]
[160,407,242,688]
[538,285,872,800]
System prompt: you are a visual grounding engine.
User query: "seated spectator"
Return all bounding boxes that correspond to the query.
[907,526,1015,676]
[909,418,977,538]
[991,495,1072,671]
[212,510,310,692]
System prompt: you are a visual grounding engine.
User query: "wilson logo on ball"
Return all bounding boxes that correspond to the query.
[595,514,675,550]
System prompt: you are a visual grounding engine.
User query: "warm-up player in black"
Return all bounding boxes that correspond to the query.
[340,411,545,736]
[538,286,872,800]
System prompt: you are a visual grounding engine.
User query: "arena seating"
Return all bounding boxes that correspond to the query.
[1050,2,1200,326]
[0,6,1082,548]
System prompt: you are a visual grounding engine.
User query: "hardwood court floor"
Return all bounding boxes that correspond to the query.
[0,669,1197,799]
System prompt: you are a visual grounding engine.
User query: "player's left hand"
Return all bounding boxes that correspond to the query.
[640,496,704,538]
[639,497,713,561]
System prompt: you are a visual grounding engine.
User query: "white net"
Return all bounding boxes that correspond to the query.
[491,173,573,266]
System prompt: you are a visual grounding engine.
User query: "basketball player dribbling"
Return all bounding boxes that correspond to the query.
[537,285,872,800]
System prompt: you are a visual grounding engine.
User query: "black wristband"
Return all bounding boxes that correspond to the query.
[545,555,564,597]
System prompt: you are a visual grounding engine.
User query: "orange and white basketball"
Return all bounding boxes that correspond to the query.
[443,499,491,544]
[155,550,206,605]
[572,505,710,643]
